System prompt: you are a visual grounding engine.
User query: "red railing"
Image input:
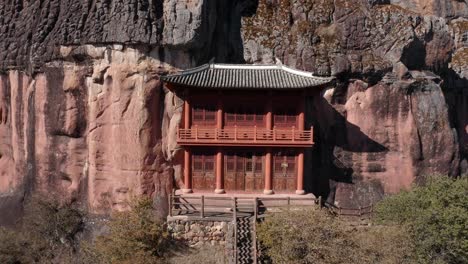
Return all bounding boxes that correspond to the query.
[177,126,314,146]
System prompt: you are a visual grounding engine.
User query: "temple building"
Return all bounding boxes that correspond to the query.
[162,63,333,195]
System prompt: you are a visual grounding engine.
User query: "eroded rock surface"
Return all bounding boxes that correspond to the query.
[0,0,467,216]
[242,0,467,206]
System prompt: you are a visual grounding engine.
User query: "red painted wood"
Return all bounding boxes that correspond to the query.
[272,151,297,192]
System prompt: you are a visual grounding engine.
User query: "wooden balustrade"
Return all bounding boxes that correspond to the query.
[177,126,314,146]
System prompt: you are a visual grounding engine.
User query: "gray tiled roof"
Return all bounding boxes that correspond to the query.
[162,64,334,89]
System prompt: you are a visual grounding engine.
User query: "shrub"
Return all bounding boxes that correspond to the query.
[256,208,414,264]
[0,194,85,263]
[89,198,171,264]
[375,175,468,264]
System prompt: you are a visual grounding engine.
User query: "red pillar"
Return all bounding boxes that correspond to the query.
[298,92,305,130]
[264,148,273,195]
[182,90,192,193]
[183,149,192,193]
[264,92,274,195]
[184,89,190,129]
[296,150,305,195]
[266,91,273,130]
[215,92,225,194]
[215,150,225,194]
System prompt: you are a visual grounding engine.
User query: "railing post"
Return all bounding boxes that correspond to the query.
[168,192,173,217]
[287,196,291,211]
[254,125,257,142]
[195,125,198,140]
[232,197,238,263]
[292,126,295,142]
[234,125,237,141]
[253,197,258,264]
[273,126,276,142]
[254,197,258,220]
[310,126,313,143]
[201,195,205,218]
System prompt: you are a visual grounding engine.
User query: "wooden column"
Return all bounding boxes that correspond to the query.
[215,91,225,194]
[296,150,305,195]
[182,89,192,193]
[264,148,273,195]
[264,92,273,195]
[298,91,305,130]
[184,90,191,129]
[215,150,225,194]
[183,149,192,193]
[266,91,273,130]
[217,92,223,129]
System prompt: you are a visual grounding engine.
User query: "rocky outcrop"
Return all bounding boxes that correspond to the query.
[242,0,467,206]
[0,0,467,215]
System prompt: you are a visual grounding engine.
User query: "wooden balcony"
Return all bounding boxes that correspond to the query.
[177,126,314,147]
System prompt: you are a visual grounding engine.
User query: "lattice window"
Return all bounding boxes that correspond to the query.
[274,152,296,176]
[226,154,235,172]
[274,108,297,126]
[205,156,214,172]
[255,156,263,173]
[192,105,216,125]
[193,155,203,172]
[245,152,254,172]
[192,154,215,175]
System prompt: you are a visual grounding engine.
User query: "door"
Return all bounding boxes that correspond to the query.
[192,153,215,190]
[245,152,264,191]
[273,151,297,192]
[225,152,264,192]
[225,153,245,191]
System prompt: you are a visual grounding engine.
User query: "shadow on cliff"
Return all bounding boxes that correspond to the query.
[199,0,259,64]
[304,87,389,203]
[440,68,468,175]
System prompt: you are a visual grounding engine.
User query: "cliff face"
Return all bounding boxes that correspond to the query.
[0,0,466,220]
[242,0,467,206]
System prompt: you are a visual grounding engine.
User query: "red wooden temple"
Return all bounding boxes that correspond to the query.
[162,64,333,195]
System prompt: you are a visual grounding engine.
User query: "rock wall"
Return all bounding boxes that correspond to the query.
[167,218,233,247]
[242,0,467,206]
[0,0,467,217]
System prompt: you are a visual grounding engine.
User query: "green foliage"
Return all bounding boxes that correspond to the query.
[0,194,84,263]
[375,175,468,264]
[89,198,171,264]
[257,208,414,264]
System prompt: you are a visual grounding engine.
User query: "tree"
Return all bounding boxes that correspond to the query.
[375,175,468,264]
[90,198,171,264]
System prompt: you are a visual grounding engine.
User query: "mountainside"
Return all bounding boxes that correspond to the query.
[0,0,466,222]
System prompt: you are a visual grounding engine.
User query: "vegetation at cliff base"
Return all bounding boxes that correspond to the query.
[257,175,468,264]
[257,208,415,264]
[375,175,468,264]
[85,198,171,264]
[0,194,84,263]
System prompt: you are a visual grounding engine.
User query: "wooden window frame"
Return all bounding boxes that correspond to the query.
[225,106,264,127]
[273,153,296,177]
[274,108,297,127]
[192,153,215,176]
[192,105,216,126]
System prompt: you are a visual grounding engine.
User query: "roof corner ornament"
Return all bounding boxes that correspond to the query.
[275,57,283,65]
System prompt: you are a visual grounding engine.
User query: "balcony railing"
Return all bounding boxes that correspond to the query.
[177,126,314,146]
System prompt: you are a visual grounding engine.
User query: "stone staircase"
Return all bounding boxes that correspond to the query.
[236,215,256,263]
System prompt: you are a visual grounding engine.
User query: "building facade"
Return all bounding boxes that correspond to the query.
[163,64,333,195]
